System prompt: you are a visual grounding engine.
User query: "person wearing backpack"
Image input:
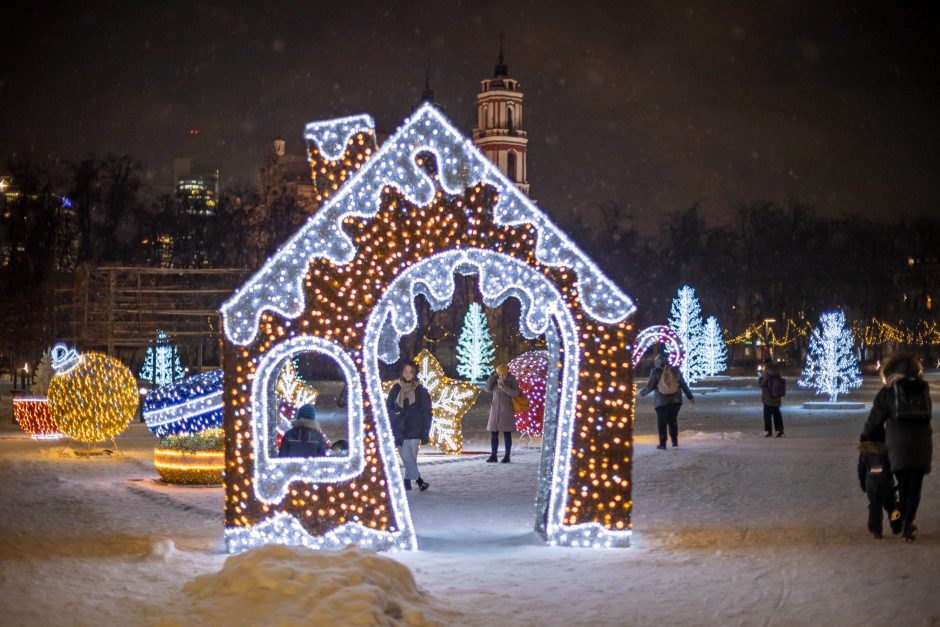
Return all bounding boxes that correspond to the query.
[278,404,330,458]
[759,360,786,437]
[639,354,694,449]
[861,354,932,541]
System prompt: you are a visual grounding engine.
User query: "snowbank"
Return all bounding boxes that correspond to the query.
[155,544,454,627]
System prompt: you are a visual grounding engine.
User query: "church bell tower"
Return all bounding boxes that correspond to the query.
[472,40,529,195]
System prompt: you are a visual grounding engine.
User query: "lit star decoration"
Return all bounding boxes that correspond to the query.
[219,104,636,553]
[509,350,549,437]
[382,349,479,454]
[142,369,224,437]
[631,325,685,369]
[47,343,139,444]
[798,310,862,402]
[12,397,62,440]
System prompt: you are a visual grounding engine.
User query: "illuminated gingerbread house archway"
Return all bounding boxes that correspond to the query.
[221,104,636,552]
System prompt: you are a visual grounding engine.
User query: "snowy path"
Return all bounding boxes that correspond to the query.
[1,376,939,625]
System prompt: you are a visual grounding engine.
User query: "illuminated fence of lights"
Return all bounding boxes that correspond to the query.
[12,397,63,440]
[219,104,637,553]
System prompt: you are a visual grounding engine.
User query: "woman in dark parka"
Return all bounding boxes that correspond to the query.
[861,354,932,541]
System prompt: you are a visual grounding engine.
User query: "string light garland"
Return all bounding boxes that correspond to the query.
[12,397,62,440]
[632,325,685,369]
[220,103,636,553]
[508,350,549,437]
[47,343,139,444]
[142,369,224,437]
[381,349,479,454]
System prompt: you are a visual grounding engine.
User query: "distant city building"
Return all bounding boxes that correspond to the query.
[472,44,530,195]
[173,157,221,216]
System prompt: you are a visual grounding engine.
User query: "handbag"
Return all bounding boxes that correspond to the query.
[511,393,530,414]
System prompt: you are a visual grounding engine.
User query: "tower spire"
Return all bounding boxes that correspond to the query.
[421,59,435,104]
[494,31,508,77]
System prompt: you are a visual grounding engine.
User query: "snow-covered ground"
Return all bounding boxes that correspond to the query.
[2,375,939,626]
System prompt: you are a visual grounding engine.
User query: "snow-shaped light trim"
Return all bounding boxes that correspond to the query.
[221,103,635,347]
[303,114,376,161]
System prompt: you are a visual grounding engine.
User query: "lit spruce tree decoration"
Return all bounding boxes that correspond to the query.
[456,302,497,382]
[30,349,54,396]
[139,330,186,388]
[799,310,862,402]
[701,316,728,377]
[668,285,707,383]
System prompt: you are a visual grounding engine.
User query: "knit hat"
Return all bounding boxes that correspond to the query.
[296,404,317,421]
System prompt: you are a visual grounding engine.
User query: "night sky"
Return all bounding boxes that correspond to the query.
[2,1,937,227]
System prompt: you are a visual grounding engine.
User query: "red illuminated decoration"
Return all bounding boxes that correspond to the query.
[509,350,549,437]
[12,397,62,440]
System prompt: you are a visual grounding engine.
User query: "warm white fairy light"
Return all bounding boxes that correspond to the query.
[221,104,636,553]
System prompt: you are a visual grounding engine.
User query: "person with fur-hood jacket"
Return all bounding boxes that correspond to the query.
[278,404,329,458]
[858,427,902,538]
[861,354,933,541]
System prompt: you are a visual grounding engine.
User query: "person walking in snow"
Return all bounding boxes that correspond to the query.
[858,428,903,538]
[386,361,432,492]
[278,404,329,458]
[759,360,786,437]
[639,354,694,449]
[861,354,932,541]
[485,364,520,463]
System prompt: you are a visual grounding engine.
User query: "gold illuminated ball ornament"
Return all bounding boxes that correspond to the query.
[47,343,139,444]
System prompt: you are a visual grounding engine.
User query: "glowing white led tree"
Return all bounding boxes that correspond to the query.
[799,310,862,402]
[30,350,54,395]
[701,316,727,377]
[456,302,496,382]
[139,330,185,388]
[668,286,707,383]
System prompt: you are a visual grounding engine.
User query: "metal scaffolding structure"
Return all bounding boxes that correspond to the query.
[54,265,247,368]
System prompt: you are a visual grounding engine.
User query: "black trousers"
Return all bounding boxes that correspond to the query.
[655,403,681,446]
[895,468,926,528]
[762,405,783,433]
[867,489,899,535]
[491,431,512,456]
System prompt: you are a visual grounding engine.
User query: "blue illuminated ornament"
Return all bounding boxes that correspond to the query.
[798,310,861,402]
[142,369,223,437]
[456,302,496,382]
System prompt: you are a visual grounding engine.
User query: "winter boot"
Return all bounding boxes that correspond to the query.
[903,524,918,542]
[764,431,773,438]
[656,444,667,450]
[417,478,430,492]
[486,454,498,463]
[872,532,883,539]
[775,431,784,438]
[889,508,903,535]
[671,441,679,448]
[404,479,412,491]
[501,454,511,463]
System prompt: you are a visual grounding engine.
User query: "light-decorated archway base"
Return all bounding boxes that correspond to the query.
[221,104,636,552]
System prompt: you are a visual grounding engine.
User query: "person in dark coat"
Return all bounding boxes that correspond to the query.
[861,354,932,541]
[278,404,329,458]
[485,364,521,463]
[639,354,694,449]
[858,428,902,538]
[759,360,786,437]
[386,361,432,491]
